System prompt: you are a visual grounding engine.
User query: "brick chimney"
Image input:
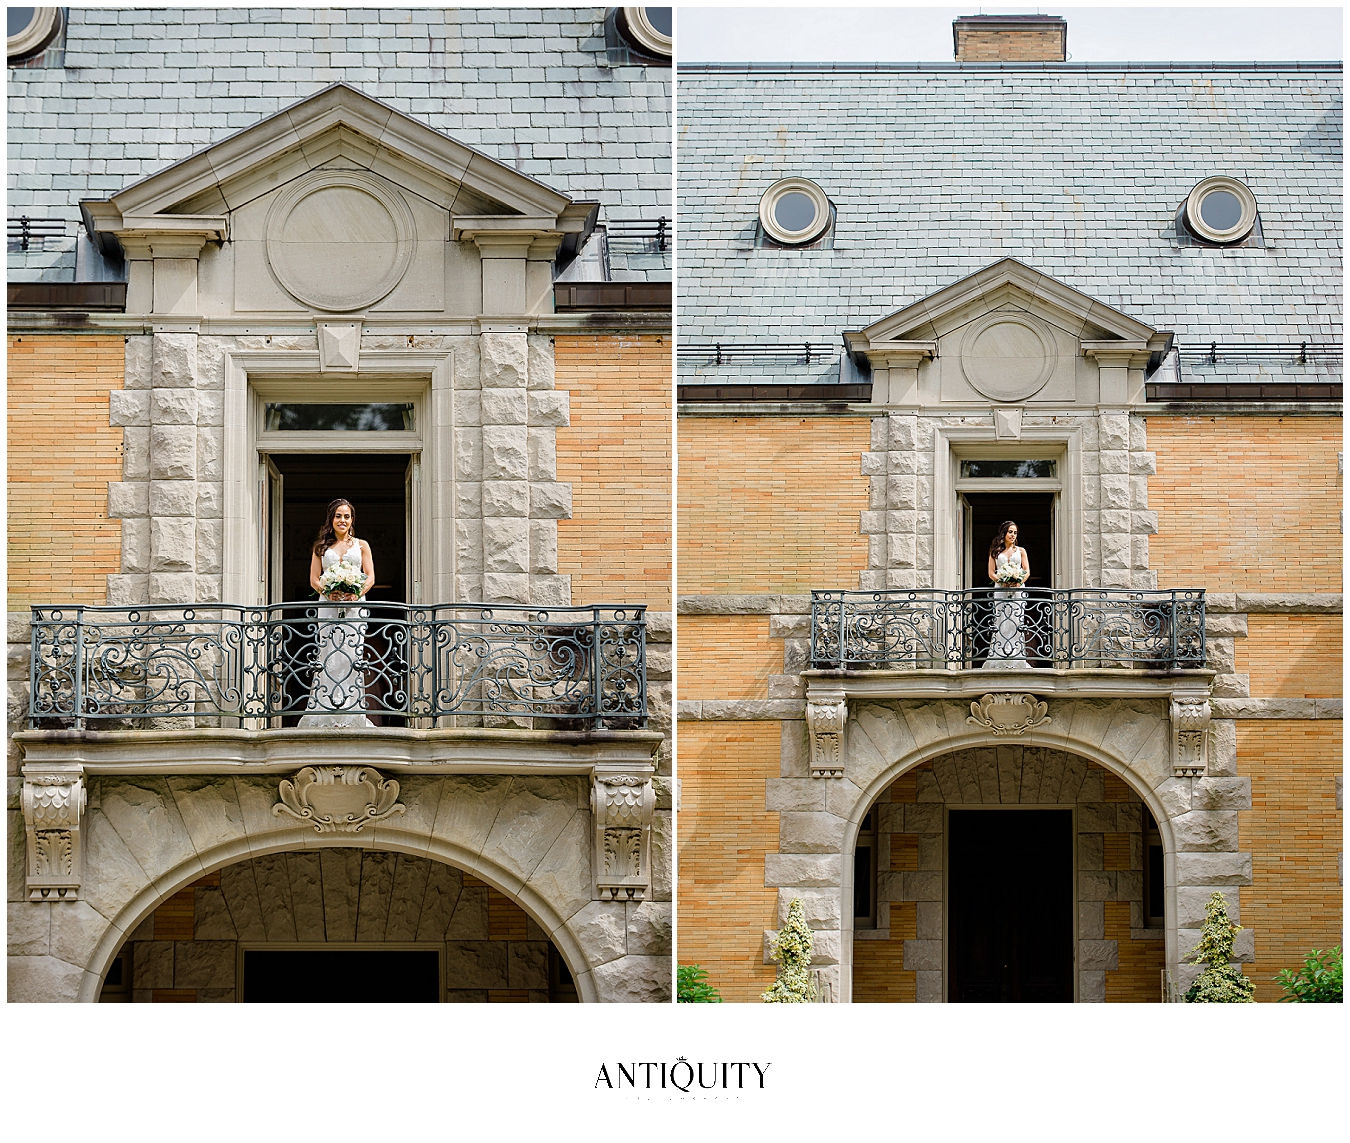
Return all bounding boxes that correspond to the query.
[953,14,1067,62]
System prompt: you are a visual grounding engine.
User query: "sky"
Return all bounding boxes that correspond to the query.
[676,5,1344,62]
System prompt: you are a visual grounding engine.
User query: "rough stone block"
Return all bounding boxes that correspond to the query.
[902,938,941,971]
[778,811,846,854]
[132,941,174,988]
[125,335,152,389]
[592,954,671,1003]
[529,574,571,606]
[106,574,149,606]
[481,425,529,480]
[483,517,530,574]
[481,573,530,604]
[1177,886,1240,929]
[444,939,510,988]
[481,479,529,518]
[481,387,528,425]
[454,390,482,428]
[528,519,557,574]
[1079,939,1118,971]
[1191,777,1251,811]
[120,517,149,573]
[764,853,841,888]
[479,332,528,388]
[151,387,198,425]
[150,517,196,572]
[196,519,223,573]
[454,427,482,480]
[1171,810,1239,852]
[174,940,235,989]
[1174,851,1252,887]
[527,390,570,427]
[149,426,196,480]
[1079,970,1106,1003]
[108,481,149,519]
[526,335,554,390]
[151,332,197,388]
[529,481,572,519]
[527,429,556,481]
[109,388,150,427]
[149,480,197,518]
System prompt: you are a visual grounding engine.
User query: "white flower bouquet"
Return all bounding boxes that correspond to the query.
[318,560,367,599]
[994,563,1027,586]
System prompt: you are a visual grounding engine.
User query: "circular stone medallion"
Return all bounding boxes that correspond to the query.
[959,312,1058,402]
[265,171,415,312]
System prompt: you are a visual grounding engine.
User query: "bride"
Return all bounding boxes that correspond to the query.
[299,498,376,727]
[984,519,1031,669]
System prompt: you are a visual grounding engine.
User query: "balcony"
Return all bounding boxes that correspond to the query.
[28,602,648,731]
[810,588,1206,672]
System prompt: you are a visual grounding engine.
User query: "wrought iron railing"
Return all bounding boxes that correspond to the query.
[810,588,1205,671]
[29,603,646,729]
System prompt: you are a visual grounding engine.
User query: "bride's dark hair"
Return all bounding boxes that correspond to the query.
[988,520,1019,560]
[313,499,357,556]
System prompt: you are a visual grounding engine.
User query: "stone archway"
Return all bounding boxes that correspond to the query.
[771,694,1251,1002]
[9,769,666,1004]
[85,836,593,1002]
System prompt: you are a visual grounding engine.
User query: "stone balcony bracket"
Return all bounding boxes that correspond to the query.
[21,762,88,902]
[590,764,658,902]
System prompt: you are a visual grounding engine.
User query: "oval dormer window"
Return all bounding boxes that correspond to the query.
[1185,176,1258,244]
[620,8,672,58]
[759,178,832,246]
[7,7,61,62]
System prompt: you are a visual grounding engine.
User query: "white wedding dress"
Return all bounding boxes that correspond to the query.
[984,546,1030,670]
[298,543,373,728]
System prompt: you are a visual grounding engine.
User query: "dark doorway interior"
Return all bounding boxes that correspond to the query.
[271,453,409,604]
[965,492,1055,591]
[947,809,1074,1003]
[242,948,440,1002]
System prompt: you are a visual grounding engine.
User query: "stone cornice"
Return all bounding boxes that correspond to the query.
[14,727,663,776]
[802,668,1215,705]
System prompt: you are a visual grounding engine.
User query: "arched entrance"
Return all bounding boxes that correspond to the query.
[97,847,580,1002]
[849,745,1168,1002]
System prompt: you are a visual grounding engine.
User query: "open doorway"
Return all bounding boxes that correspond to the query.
[267,453,412,604]
[963,492,1055,592]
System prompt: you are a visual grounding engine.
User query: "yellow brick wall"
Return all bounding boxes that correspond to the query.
[1147,417,1341,592]
[676,721,781,1001]
[678,416,871,595]
[1237,615,1342,698]
[8,334,124,608]
[1237,721,1343,1002]
[555,334,671,609]
[1104,901,1165,1003]
[677,615,779,700]
[853,902,917,1002]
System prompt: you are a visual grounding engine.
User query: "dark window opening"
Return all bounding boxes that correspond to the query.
[243,948,441,1002]
[1144,810,1165,928]
[264,402,414,432]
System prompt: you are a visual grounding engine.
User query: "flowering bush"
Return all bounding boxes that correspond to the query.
[762,898,816,1003]
[1184,891,1255,1003]
[1275,946,1342,1003]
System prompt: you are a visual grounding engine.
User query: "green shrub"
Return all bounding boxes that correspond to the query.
[1184,891,1255,1003]
[677,964,723,1003]
[1275,946,1343,1003]
[762,898,816,1003]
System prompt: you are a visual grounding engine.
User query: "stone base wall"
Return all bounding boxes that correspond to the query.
[853,748,1166,1003]
[105,853,577,1002]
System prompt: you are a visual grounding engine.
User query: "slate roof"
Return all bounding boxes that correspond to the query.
[678,63,1341,382]
[7,7,671,282]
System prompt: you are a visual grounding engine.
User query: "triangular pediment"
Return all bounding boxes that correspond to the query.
[84,83,592,247]
[846,258,1168,357]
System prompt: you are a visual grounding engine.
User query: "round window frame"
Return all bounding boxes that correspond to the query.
[759,178,831,246]
[1185,176,1258,244]
[620,8,672,58]
[8,8,61,62]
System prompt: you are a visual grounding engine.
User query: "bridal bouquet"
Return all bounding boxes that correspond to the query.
[319,561,367,599]
[994,563,1028,586]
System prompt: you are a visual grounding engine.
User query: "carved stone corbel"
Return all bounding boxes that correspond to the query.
[590,769,655,901]
[22,764,87,902]
[273,765,405,833]
[1171,697,1211,777]
[806,695,848,779]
